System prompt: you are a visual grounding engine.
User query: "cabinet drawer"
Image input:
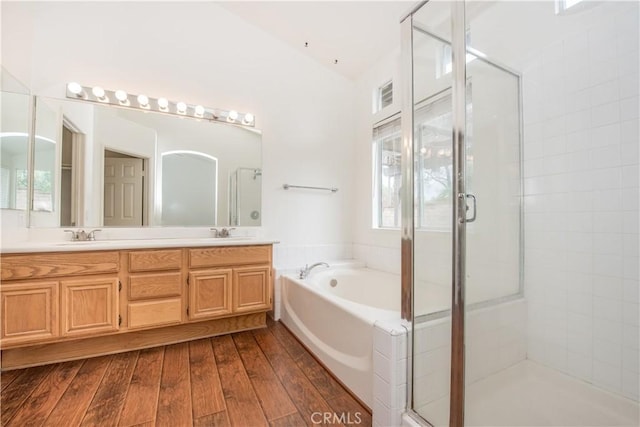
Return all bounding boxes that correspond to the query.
[189,246,271,268]
[2,251,119,281]
[128,299,182,329]
[129,273,182,300]
[128,250,182,272]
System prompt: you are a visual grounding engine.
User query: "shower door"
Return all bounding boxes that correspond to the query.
[403,1,522,426]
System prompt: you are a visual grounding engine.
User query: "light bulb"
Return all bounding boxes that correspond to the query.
[158,97,169,110]
[92,86,106,99]
[115,90,128,102]
[243,113,254,124]
[228,110,238,121]
[194,105,205,117]
[67,82,83,95]
[137,94,149,107]
[176,102,187,114]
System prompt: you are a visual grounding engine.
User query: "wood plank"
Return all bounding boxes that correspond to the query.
[1,251,119,281]
[118,347,164,426]
[44,355,113,427]
[252,327,342,426]
[269,412,308,427]
[326,394,372,427]
[1,313,266,370]
[81,351,138,426]
[1,364,54,425]
[0,369,24,392]
[211,334,268,427]
[189,339,225,418]
[194,411,231,427]
[7,360,83,427]
[232,331,297,421]
[156,342,192,426]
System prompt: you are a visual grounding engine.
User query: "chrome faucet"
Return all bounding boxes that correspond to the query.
[64,229,102,241]
[299,262,330,279]
[210,227,235,238]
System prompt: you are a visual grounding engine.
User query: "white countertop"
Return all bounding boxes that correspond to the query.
[1,237,279,254]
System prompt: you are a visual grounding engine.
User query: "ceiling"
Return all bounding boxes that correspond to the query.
[218,1,415,80]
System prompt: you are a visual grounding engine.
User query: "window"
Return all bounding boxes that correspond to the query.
[371,87,472,231]
[374,80,393,113]
[372,117,401,228]
[415,88,473,230]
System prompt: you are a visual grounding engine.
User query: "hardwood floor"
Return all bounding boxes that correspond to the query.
[0,319,371,426]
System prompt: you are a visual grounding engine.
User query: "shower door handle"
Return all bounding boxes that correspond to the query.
[465,193,477,223]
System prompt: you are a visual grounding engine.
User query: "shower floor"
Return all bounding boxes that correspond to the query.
[416,360,639,427]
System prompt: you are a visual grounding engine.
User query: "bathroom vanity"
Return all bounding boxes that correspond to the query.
[0,240,275,370]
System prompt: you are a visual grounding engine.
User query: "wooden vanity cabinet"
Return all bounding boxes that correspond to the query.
[1,244,273,370]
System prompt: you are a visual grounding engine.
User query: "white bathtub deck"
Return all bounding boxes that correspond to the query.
[416,360,639,427]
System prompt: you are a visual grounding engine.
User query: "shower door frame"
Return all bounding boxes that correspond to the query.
[401,1,525,426]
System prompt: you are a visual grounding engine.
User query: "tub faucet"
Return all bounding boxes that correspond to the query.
[299,262,330,279]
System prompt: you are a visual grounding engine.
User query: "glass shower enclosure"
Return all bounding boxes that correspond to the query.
[402,1,522,425]
[402,1,639,426]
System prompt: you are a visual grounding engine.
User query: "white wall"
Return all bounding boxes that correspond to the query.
[1,1,356,264]
[521,2,639,400]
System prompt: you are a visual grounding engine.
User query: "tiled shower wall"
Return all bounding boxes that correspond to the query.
[522,4,639,400]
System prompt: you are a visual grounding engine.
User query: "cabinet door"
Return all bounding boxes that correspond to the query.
[1,282,59,345]
[188,269,232,320]
[233,265,271,313]
[61,277,119,336]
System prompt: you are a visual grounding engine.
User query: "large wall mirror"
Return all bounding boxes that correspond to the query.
[29,96,262,228]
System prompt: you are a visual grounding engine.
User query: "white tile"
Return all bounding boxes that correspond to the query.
[621,97,640,121]
[374,325,393,358]
[623,280,640,303]
[620,119,639,145]
[565,109,590,134]
[594,318,623,344]
[543,117,566,139]
[624,256,639,280]
[593,360,622,392]
[593,338,622,367]
[590,123,621,148]
[592,188,622,211]
[593,212,623,233]
[622,165,639,188]
[622,188,640,211]
[593,255,624,278]
[568,291,593,316]
[566,129,591,152]
[568,352,593,380]
[593,275,623,300]
[623,347,639,374]
[621,142,639,166]
[590,145,622,169]
[623,211,639,234]
[590,80,620,107]
[592,233,623,255]
[594,296,623,321]
[591,167,622,190]
[624,324,640,350]
[566,251,593,273]
[619,72,639,98]
[373,398,391,427]
[623,234,639,257]
[591,101,621,128]
[373,374,391,407]
[622,371,640,400]
[623,302,639,326]
[568,327,592,356]
[590,59,618,88]
[373,350,392,383]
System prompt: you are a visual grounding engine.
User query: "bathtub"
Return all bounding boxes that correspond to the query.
[280,265,400,408]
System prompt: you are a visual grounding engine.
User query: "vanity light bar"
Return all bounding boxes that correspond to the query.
[65,83,255,127]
